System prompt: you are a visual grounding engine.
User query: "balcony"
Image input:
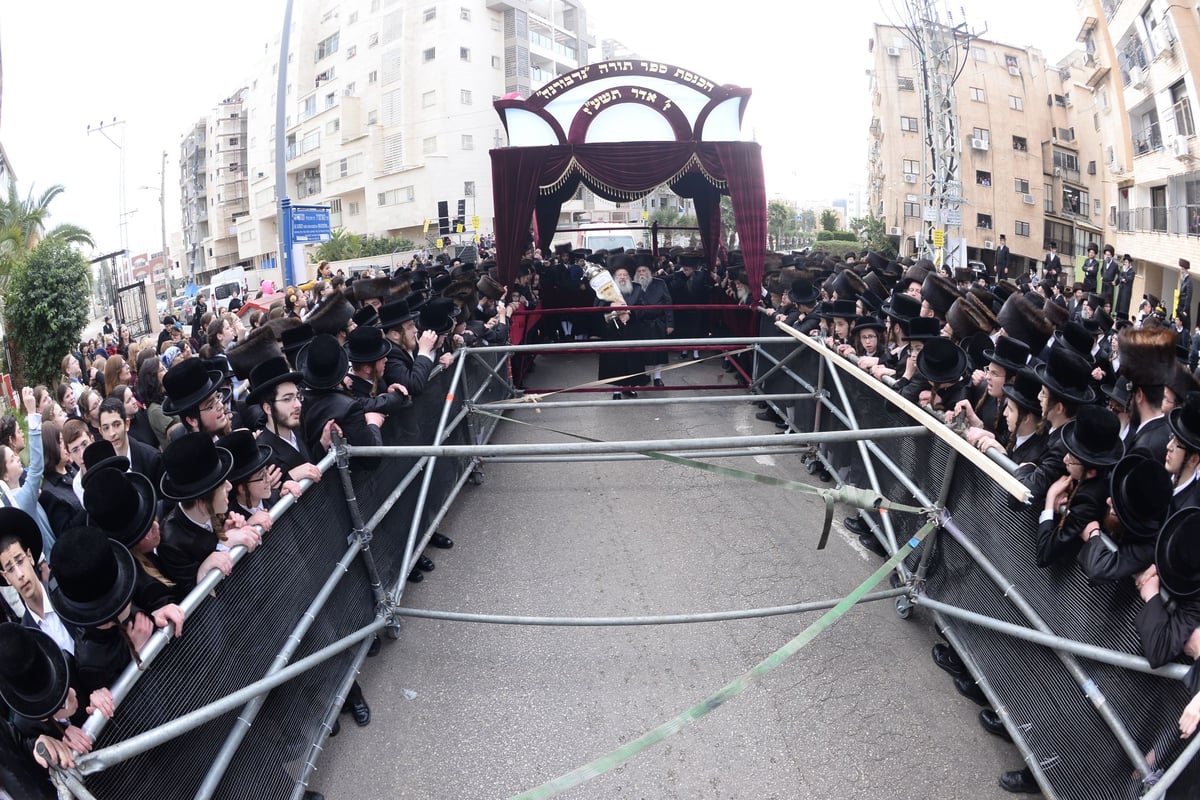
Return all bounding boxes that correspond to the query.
[1115,205,1200,235]
[1133,119,1163,156]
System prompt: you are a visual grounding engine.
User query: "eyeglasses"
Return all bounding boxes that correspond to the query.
[274,393,303,406]
[1064,454,1082,466]
[1,552,29,577]
[199,391,229,415]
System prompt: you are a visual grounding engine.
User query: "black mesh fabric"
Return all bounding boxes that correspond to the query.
[757,318,1194,800]
[80,351,510,800]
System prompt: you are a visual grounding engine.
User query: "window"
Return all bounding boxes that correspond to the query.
[423,47,436,61]
[1014,178,1029,193]
[460,89,472,104]
[1094,198,1102,215]
[315,67,335,84]
[422,90,436,107]
[901,116,918,132]
[1013,135,1027,151]
[325,92,336,109]
[461,134,474,150]
[368,70,378,84]
[344,81,356,96]
[325,118,341,135]
[1062,185,1088,215]
[972,47,987,62]
[424,7,436,21]
[369,33,379,47]
[491,16,501,30]
[229,137,239,146]
[903,159,919,174]
[969,86,985,102]
[368,109,378,125]
[460,47,471,61]
[423,135,437,154]
[1171,80,1195,137]
[977,213,993,230]
[1044,183,1054,213]
[465,181,475,196]
[461,6,471,20]
[315,32,339,62]
[1009,95,1024,111]
[1005,54,1019,69]
[347,45,357,59]
[328,153,363,179]
[348,201,360,216]
[1053,94,1067,107]
[378,186,415,205]
[1015,221,1030,237]
[904,201,921,218]
[300,94,317,120]
[1052,150,1079,172]
[976,170,992,186]
[972,127,989,142]
[491,55,501,69]
[348,11,358,24]
[898,76,915,91]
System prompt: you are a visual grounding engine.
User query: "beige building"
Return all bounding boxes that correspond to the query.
[868,24,1106,281]
[1075,0,1199,321]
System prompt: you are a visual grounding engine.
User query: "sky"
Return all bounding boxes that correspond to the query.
[1,0,1083,259]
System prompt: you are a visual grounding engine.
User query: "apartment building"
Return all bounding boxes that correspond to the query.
[867,24,1105,279]
[1076,0,1200,321]
[216,0,593,281]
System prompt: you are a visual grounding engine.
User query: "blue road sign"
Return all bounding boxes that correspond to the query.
[291,205,332,243]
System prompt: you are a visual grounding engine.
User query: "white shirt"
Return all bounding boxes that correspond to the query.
[1135,413,1165,436]
[26,584,75,656]
[1175,470,1200,496]
[182,506,225,551]
[1013,432,1034,452]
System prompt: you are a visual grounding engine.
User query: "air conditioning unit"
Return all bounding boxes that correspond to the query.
[1008,65,1021,76]
[1053,166,1064,177]
[887,46,901,57]
[1023,193,1036,204]
[1130,67,1146,89]
[1171,135,1191,159]
[903,173,918,183]
[971,137,990,151]
[889,226,903,236]
[1109,158,1125,174]
[983,239,994,249]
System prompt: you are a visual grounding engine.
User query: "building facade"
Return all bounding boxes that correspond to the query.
[868,24,1106,280]
[1075,0,1200,321]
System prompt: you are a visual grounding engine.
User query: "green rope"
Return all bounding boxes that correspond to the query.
[510,519,936,799]
[471,408,931,517]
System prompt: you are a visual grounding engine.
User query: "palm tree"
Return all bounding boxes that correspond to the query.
[0,178,94,264]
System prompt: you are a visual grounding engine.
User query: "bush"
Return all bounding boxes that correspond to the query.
[809,241,864,259]
[815,231,859,242]
[5,239,90,386]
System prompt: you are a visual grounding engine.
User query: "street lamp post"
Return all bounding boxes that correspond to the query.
[139,150,170,302]
[86,118,129,283]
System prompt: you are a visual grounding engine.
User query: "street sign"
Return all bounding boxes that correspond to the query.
[423,218,431,234]
[471,215,481,231]
[290,205,332,243]
[932,229,945,248]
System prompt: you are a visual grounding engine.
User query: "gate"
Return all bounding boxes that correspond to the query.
[114,280,152,339]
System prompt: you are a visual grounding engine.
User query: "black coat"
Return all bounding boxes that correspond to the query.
[301,386,409,461]
[157,507,219,600]
[1081,257,1101,292]
[127,436,165,490]
[1078,532,1156,584]
[0,717,57,799]
[1180,273,1194,320]
[1016,425,1068,507]
[1135,594,1200,668]
[1172,476,1200,516]
[1116,264,1136,317]
[1010,430,1049,465]
[38,469,85,535]
[1036,475,1108,567]
[995,245,1010,280]
[382,342,437,398]
[1102,257,1120,297]
[1128,415,1171,465]
[257,426,312,477]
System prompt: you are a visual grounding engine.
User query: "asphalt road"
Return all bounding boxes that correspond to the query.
[315,350,1017,800]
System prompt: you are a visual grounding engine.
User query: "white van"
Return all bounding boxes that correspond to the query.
[207,267,246,312]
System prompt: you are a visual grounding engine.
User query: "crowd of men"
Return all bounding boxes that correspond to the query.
[755,244,1200,794]
[0,252,515,799]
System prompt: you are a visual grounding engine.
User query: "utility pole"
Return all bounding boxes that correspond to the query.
[86,118,130,283]
[159,151,169,298]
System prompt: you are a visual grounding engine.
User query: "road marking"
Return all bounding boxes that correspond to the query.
[839,523,871,561]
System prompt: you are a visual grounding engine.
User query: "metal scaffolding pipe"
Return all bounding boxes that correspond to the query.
[395,588,909,627]
[82,451,337,742]
[481,447,816,464]
[194,538,366,800]
[478,392,817,410]
[1141,730,1200,800]
[346,427,929,460]
[76,618,386,775]
[476,336,789,354]
[915,596,1189,679]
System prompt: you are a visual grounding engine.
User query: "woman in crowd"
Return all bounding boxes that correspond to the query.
[102,355,132,398]
[138,357,176,449]
[76,388,103,443]
[36,421,85,534]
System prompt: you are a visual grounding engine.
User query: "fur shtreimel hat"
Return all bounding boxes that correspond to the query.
[306,290,355,336]
[226,323,282,381]
[1118,323,1179,388]
[996,292,1053,353]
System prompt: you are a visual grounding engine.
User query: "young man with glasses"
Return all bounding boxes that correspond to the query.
[246,357,326,486]
[97,397,163,490]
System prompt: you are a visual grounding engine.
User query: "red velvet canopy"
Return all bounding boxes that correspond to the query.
[488,61,767,289]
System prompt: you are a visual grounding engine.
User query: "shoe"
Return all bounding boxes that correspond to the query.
[623,391,638,398]
[430,533,454,549]
[653,378,665,387]
[954,674,988,706]
[613,392,622,400]
[407,567,424,583]
[843,515,870,536]
[775,419,790,429]
[417,555,435,572]
[816,468,832,483]
[343,697,371,727]
[303,792,325,800]
[367,635,381,658]
[931,643,966,677]
[998,768,1040,794]
[755,408,780,421]
[723,361,735,372]
[755,400,769,409]
[329,719,340,737]
[858,532,888,557]
[979,709,1013,742]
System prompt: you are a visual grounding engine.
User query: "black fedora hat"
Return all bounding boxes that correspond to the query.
[851,316,885,337]
[788,278,820,306]
[80,440,130,488]
[378,298,421,331]
[0,624,70,720]
[280,323,315,366]
[819,299,857,320]
[160,432,234,502]
[1171,392,1200,452]
[1053,321,1098,363]
[246,356,303,407]
[352,305,380,328]
[345,325,391,364]
[882,291,922,322]
[1002,367,1043,414]
[1061,405,1124,467]
[216,429,273,485]
[0,508,43,587]
[983,335,1031,373]
[1109,454,1172,539]
[1101,375,1134,411]
[1033,344,1096,405]
[84,467,157,550]
[297,334,351,391]
[162,358,224,417]
[903,316,943,341]
[1157,507,1200,598]
[916,337,967,384]
[49,527,136,628]
[419,297,461,336]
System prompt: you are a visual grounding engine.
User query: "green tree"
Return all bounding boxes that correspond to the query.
[767,200,798,250]
[719,196,738,249]
[310,228,363,262]
[849,213,895,256]
[799,209,817,234]
[5,239,91,385]
[0,179,93,267]
[819,209,840,232]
